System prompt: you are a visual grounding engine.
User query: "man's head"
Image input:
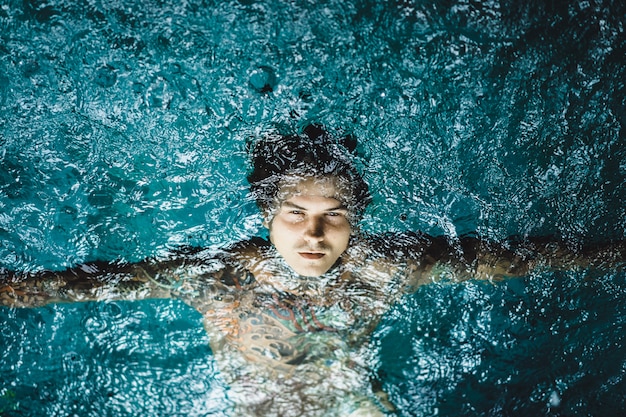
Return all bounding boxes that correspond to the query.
[247,125,371,276]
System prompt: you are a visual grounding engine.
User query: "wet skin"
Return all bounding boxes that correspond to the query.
[267,177,352,277]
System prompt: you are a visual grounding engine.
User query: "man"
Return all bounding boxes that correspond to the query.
[1,125,624,416]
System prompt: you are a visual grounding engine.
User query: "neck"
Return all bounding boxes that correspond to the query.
[253,245,343,296]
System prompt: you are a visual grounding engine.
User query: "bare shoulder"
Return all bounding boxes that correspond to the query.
[225,237,271,262]
[341,232,442,291]
[351,232,516,289]
[221,237,273,277]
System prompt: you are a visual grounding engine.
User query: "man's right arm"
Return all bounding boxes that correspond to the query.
[0,243,259,309]
[0,259,173,308]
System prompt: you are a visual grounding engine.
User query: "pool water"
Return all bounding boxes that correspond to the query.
[1,0,625,415]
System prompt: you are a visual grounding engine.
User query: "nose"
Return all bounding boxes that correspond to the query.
[303,216,325,242]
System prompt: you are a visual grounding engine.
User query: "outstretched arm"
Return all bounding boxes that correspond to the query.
[505,236,625,271]
[370,232,626,289]
[460,235,626,281]
[0,259,172,308]
[0,244,259,309]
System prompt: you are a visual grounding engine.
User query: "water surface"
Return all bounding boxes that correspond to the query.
[1,0,625,415]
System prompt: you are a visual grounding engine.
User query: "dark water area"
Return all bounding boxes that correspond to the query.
[1,0,625,415]
[377,271,626,416]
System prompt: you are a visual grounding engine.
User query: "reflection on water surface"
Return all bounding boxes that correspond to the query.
[1,0,625,415]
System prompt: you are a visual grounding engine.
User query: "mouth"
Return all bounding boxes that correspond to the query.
[298,252,326,260]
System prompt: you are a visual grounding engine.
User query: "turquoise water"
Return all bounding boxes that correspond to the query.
[1,0,625,415]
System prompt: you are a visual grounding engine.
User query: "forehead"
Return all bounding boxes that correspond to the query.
[268,175,356,222]
[277,175,348,203]
[278,176,340,199]
[281,194,346,213]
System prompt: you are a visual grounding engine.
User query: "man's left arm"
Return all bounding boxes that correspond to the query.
[373,232,626,291]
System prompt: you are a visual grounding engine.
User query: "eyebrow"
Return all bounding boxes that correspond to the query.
[281,201,348,212]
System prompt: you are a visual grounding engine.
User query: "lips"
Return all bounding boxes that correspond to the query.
[298,252,326,260]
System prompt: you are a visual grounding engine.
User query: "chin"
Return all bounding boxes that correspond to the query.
[292,264,331,277]
[295,269,326,277]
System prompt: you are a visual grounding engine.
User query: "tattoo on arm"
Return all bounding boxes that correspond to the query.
[0,260,170,308]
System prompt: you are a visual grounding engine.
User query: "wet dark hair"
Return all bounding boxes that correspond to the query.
[247,125,371,222]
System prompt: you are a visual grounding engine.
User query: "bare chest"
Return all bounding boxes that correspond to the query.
[199,281,388,372]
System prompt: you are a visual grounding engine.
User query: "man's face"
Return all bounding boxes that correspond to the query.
[266,177,352,277]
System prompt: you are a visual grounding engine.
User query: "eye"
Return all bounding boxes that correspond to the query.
[285,209,305,220]
[326,211,348,220]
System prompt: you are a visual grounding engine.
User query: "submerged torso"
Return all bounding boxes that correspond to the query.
[138,239,413,415]
[167,245,407,370]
